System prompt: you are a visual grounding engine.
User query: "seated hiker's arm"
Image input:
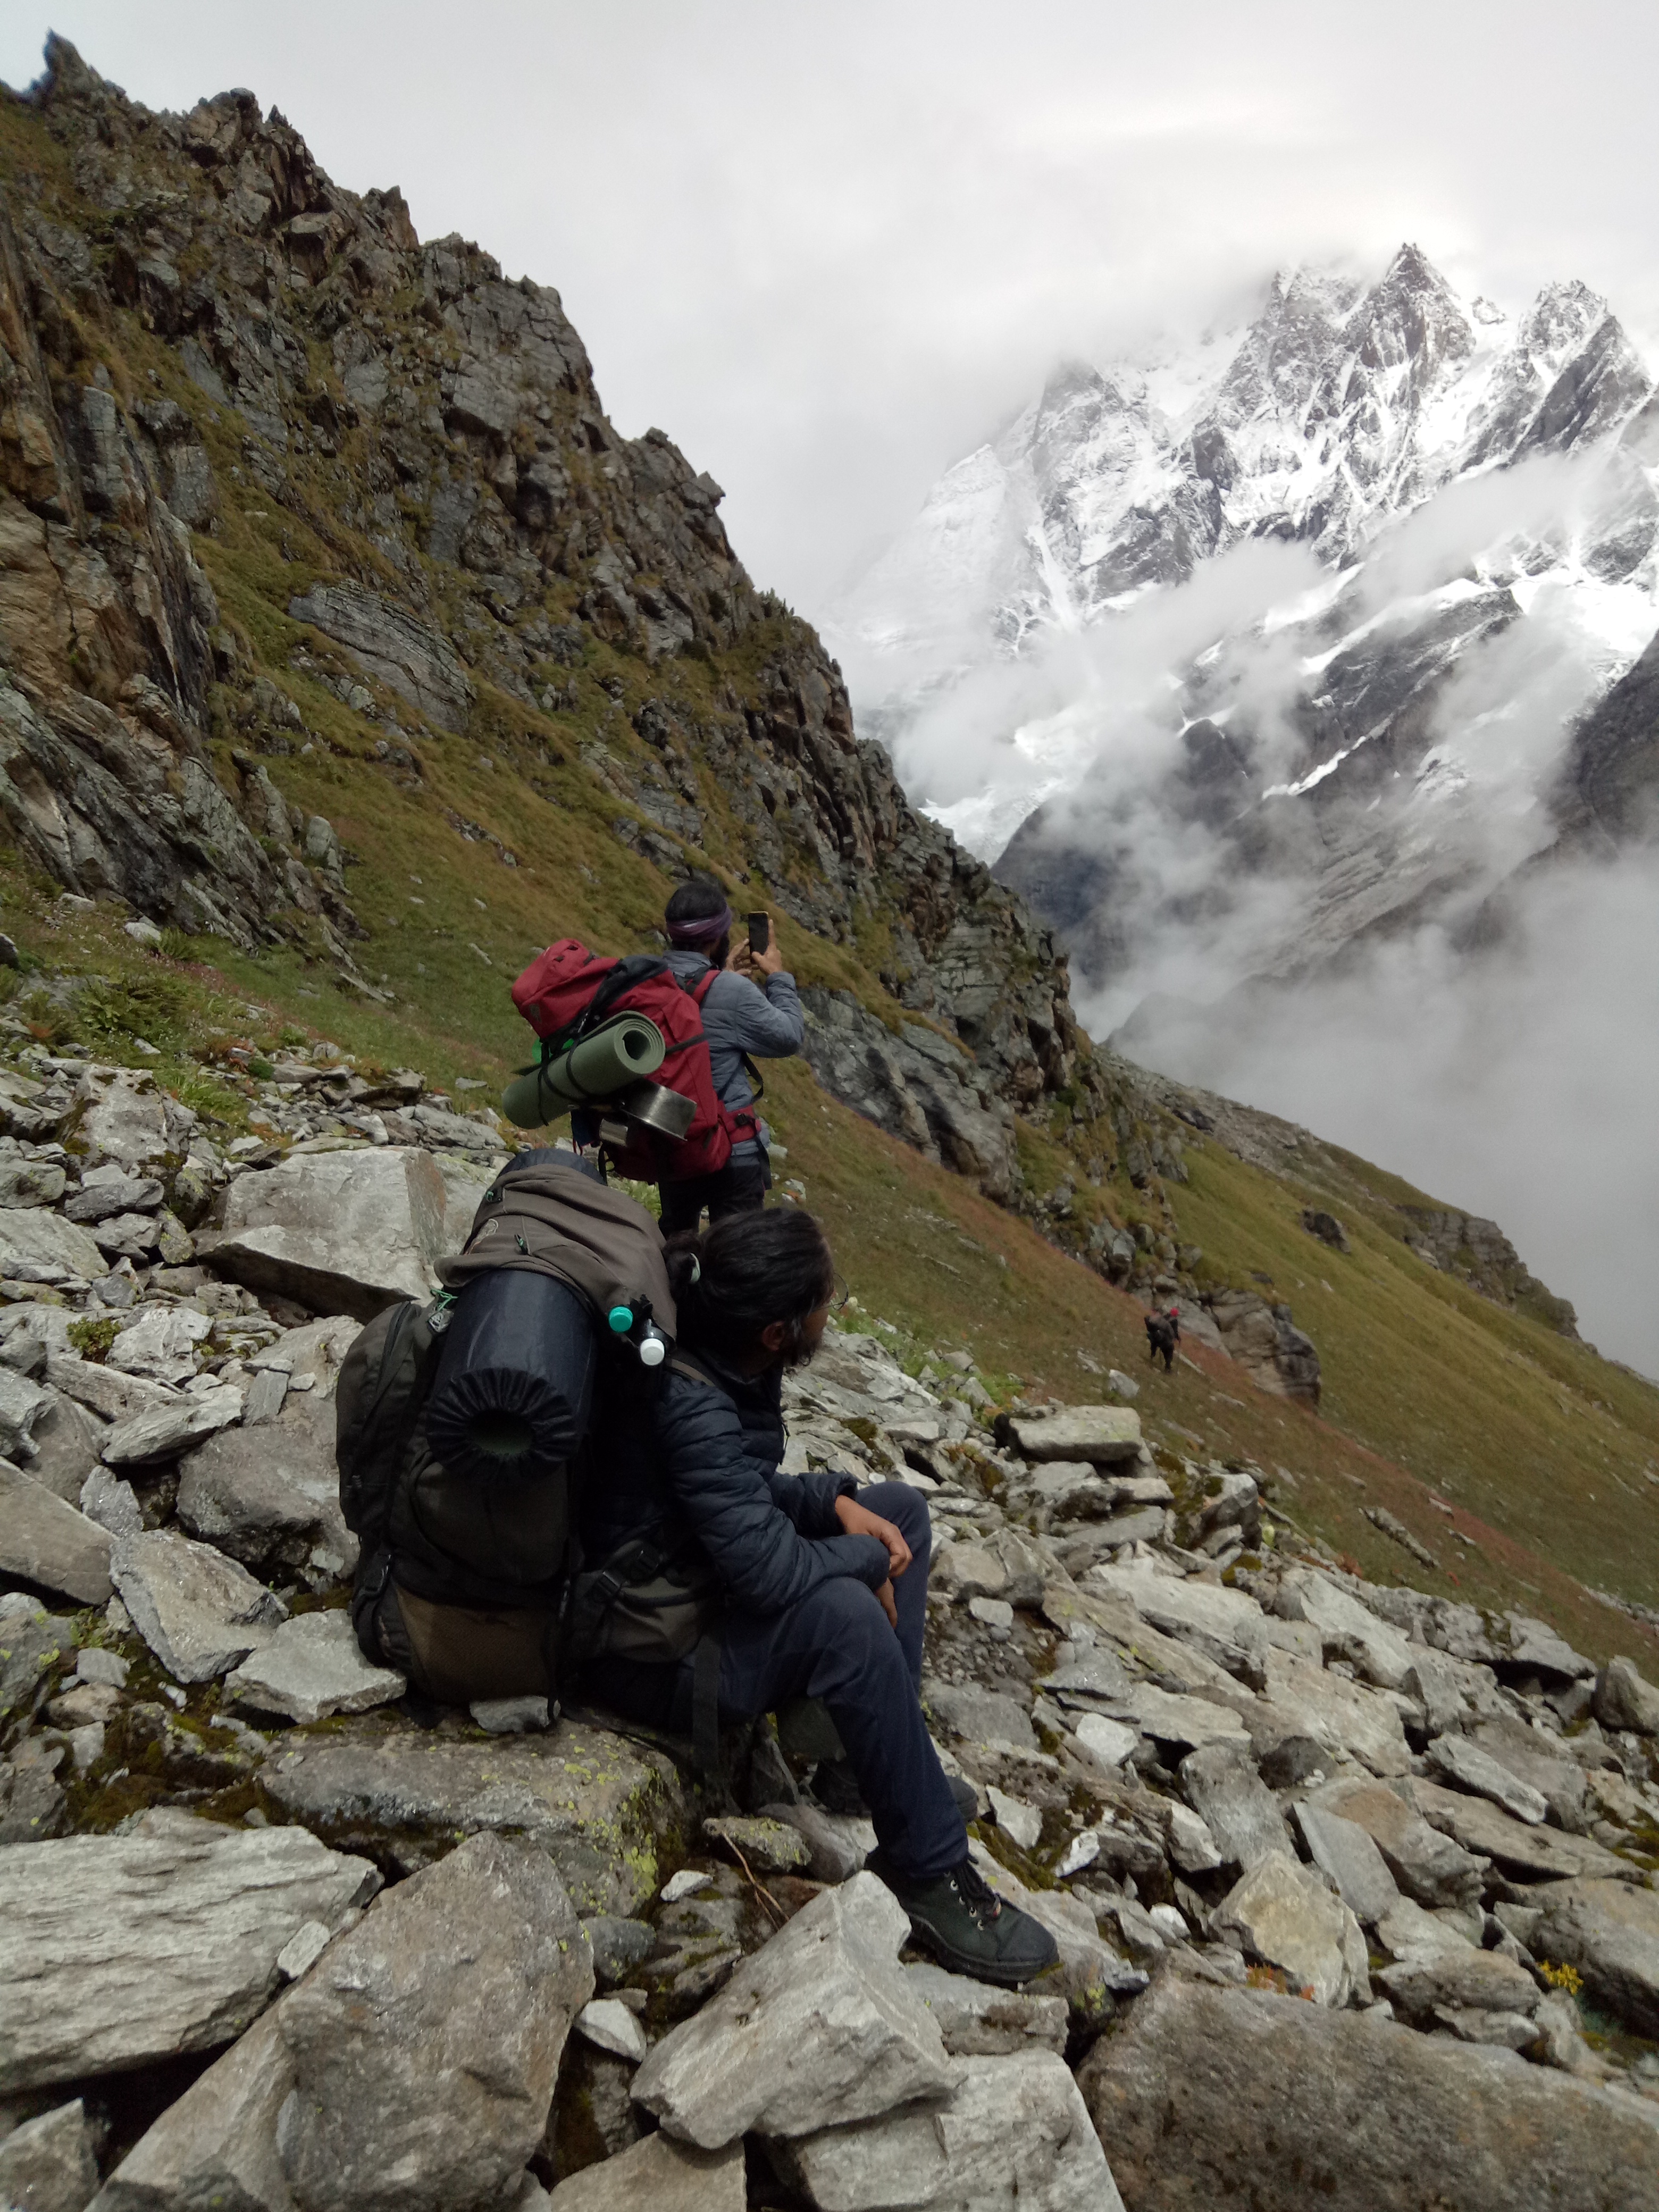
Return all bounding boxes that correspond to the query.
[661,1386,887,1613]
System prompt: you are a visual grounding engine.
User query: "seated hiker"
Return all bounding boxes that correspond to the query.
[577,1205,1059,1988]
[1145,1306,1177,1371]
[658,877,803,1234]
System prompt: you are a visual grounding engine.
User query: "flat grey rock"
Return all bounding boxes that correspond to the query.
[106,1305,210,1384]
[215,1149,450,1320]
[275,1833,591,2212]
[0,1364,55,1459]
[1210,1851,1369,2007]
[100,1388,242,1468]
[776,2049,1124,2212]
[1292,1802,1401,1925]
[543,2132,745,2211]
[902,1962,1069,2055]
[0,2097,99,2212]
[1275,1568,1414,1690]
[1080,1973,1659,2211]
[25,1391,106,1503]
[966,1841,1148,2006]
[0,1462,113,1604]
[1118,1684,1249,1752]
[632,1871,958,2147]
[79,1464,143,1538]
[1178,1741,1291,1870]
[1411,1778,1635,1884]
[1428,1733,1549,1824]
[1378,1945,1541,2023]
[581,1915,658,1989]
[45,1354,178,1425]
[1252,1650,1411,1777]
[0,1208,107,1285]
[259,1715,686,1916]
[755,1800,875,1883]
[0,1821,379,2093]
[925,1680,1036,1752]
[1090,1565,1268,1684]
[223,1610,405,1725]
[999,1405,1142,1464]
[1312,1778,1487,1908]
[112,1528,287,1682]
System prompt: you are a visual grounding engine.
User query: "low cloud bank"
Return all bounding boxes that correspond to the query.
[1099,854,1659,1380]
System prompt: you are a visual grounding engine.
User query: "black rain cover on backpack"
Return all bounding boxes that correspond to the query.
[334,1147,716,1691]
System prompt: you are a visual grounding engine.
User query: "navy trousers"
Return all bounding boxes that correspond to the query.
[709,1480,965,1881]
[597,1480,966,1882]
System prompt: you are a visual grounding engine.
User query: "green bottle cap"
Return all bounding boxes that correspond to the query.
[607,1304,634,1334]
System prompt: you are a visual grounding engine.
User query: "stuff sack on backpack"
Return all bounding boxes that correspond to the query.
[510,937,754,1180]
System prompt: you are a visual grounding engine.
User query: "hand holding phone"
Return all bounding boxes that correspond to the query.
[741,910,783,977]
[747,911,770,955]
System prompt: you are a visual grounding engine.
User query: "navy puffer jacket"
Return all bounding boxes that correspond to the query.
[581,1350,890,1614]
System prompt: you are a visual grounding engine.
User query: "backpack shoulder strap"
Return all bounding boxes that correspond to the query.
[669,1348,719,1390]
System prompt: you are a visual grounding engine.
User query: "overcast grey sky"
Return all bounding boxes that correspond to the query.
[5,2,1659,619]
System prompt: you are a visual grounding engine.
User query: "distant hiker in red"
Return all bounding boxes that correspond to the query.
[659,877,803,1234]
[1146,1306,1179,1371]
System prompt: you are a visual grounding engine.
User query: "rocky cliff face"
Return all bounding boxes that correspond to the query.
[0,37,1149,1221]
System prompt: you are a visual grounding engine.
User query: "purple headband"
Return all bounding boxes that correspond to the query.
[666,906,733,949]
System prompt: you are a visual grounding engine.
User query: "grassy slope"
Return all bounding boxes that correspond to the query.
[2,88,1656,1671]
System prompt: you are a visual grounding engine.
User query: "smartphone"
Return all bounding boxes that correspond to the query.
[747,912,770,955]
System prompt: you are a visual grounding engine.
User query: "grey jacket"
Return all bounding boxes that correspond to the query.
[664,949,803,1159]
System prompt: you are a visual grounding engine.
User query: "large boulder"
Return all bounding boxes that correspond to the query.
[1594,1655,1659,1735]
[176,1406,354,1580]
[0,1816,379,2093]
[1079,1971,1659,2210]
[71,1066,175,1173]
[259,1715,684,1915]
[98,1387,242,1468]
[112,1528,287,1682]
[1089,1564,1268,1686]
[275,1833,591,2212]
[1273,1569,1413,1690]
[0,1590,73,1719]
[1530,1878,1659,2037]
[631,1872,959,2147]
[0,1462,112,1604]
[1310,1778,1487,1908]
[212,1150,450,1320]
[773,2049,1125,2212]
[1177,1741,1290,1869]
[1291,1803,1401,1925]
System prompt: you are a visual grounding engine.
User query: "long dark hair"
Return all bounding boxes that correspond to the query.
[665,1207,835,1367]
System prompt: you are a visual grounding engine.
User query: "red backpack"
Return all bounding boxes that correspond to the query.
[510,939,757,1181]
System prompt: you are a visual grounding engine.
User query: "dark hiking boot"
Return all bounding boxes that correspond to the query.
[869,1851,1059,1988]
[815,1758,979,1824]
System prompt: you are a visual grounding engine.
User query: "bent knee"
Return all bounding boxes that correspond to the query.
[860,1479,932,1560]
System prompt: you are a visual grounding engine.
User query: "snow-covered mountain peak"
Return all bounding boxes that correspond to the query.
[826,244,1659,1020]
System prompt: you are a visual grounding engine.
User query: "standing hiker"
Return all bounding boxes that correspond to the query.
[658,877,803,1234]
[1146,1305,1178,1371]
